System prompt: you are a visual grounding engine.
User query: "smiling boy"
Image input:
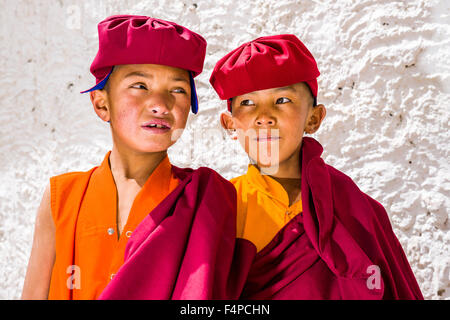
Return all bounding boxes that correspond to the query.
[210,34,423,299]
[22,15,244,300]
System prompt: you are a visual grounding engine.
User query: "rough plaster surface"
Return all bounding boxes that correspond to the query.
[0,0,448,300]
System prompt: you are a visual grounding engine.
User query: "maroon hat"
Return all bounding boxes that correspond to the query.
[81,15,207,113]
[209,34,319,111]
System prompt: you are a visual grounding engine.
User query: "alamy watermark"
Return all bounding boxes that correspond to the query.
[366,265,382,290]
[66,265,81,290]
[170,127,282,175]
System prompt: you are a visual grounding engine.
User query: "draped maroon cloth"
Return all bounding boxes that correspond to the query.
[98,166,255,300]
[99,137,423,300]
[240,137,423,300]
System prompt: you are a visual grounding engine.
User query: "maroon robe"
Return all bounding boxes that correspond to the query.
[239,137,423,300]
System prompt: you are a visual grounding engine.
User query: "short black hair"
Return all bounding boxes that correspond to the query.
[304,82,317,107]
[102,79,110,93]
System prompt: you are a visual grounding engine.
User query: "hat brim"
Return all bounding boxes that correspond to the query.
[189,71,199,114]
[80,68,114,94]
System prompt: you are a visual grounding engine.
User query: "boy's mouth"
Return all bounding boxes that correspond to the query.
[254,136,281,142]
[141,119,172,133]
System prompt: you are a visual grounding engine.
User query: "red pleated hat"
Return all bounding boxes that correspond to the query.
[209,34,320,111]
[81,15,207,113]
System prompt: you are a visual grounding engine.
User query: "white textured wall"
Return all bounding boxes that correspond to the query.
[0,0,448,300]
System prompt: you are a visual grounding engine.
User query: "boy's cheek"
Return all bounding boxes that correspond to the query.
[230,114,252,131]
[170,128,185,142]
[172,108,190,128]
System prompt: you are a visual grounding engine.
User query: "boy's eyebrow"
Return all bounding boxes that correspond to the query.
[273,86,297,93]
[123,71,153,79]
[171,76,190,84]
[123,71,189,84]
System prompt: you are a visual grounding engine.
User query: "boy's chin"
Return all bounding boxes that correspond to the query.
[135,142,173,154]
[249,152,280,167]
[258,165,281,176]
[137,133,182,153]
[256,158,278,167]
[253,158,281,175]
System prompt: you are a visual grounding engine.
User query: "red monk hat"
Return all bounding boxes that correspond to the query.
[209,34,320,111]
[81,15,207,114]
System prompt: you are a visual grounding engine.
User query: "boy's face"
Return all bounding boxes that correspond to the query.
[91,64,191,154]
[221,82,326,171]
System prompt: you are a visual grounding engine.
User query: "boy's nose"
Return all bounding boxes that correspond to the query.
[150,105,169,115]
[147,94,171,115]
[255,115,276,126]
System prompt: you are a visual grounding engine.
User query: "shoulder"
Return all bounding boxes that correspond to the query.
[320,160,392,227]
[36,181,53,227]
[50,168,96,185]
[50,168,97,200]
[173,166,238,214]
[49,167,97,225]
[324,162,382,207]
[230,173,247,187]
[173,165,235,189]
[325,163,362,192]
[194,167,236,191]
[193,166,226,179]
[305,156,364,198]
[320,160,371,203]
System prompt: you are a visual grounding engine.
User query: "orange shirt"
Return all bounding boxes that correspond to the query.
[48,151,179,299]
[230,164,302,253]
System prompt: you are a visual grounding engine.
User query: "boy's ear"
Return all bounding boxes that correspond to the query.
[305,104,326,134]
[220,112,238,140]
[90,90,110,122]
[220,112,234,130]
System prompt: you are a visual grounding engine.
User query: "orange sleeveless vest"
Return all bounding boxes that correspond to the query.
[48,151,179,299]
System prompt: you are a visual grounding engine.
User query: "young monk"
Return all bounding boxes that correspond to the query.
[209,34,424,299]
[22,15,246,300]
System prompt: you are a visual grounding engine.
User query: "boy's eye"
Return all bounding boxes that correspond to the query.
[130,83,147,90]
[276,97,291,104]
[240,99,255,106]
[172,87,187,94]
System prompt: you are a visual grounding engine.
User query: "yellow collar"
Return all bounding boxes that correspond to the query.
[246,164,291,207]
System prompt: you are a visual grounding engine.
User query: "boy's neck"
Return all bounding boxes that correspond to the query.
[269,176,302,206]
[257,143,303,206]
[108,145,168,187]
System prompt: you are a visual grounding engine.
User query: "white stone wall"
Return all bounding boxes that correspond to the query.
[0,0,448,299]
